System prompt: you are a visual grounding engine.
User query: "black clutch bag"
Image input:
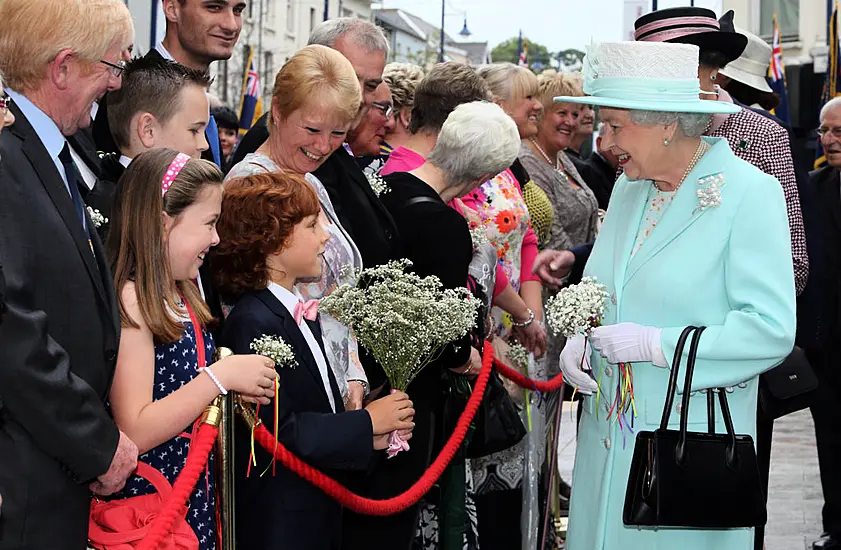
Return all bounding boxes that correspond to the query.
[758,346,818,419]
[466,369,527,458]
[623,326,767,529]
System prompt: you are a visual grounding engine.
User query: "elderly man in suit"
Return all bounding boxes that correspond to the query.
[93,0,244,167]
[809,97,841,550]
[0,1,139,548]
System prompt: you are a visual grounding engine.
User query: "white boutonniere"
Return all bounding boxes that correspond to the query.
[87,206,108,229]
[696,173,725,212]
[250,334,297,368]
[366,173,389,197]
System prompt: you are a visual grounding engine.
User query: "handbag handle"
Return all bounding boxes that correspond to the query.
[675,327,738,469]
[658,326,698,429]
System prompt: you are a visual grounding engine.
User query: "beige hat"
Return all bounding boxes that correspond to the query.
[718,28,773,93]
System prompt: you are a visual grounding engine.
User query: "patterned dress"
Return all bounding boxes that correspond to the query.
[119,320,217,549]
[226,153,366,403]
[463,168,545,498]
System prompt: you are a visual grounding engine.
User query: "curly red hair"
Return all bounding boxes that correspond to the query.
[209,172,320,301]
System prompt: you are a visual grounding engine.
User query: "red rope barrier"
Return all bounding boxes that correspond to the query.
[138,417,219,550]
[251,340,495,516]
[493,359,565,393]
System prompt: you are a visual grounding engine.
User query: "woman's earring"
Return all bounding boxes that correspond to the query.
[711,73,717,82]
[663,138,671,147]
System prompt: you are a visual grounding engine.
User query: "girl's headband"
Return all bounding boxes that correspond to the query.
[161,153,191,197]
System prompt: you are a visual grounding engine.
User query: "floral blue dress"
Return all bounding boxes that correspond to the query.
[118,321,218,549]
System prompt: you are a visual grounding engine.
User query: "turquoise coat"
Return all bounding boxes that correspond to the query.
[566,137,796,550]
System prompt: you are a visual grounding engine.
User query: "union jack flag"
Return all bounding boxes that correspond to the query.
[238,45,263,137]
[767,13,789,124]
[517,29,528,67]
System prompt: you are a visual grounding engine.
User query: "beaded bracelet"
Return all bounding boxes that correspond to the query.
[511,309,535,328]
[199,366,228,395]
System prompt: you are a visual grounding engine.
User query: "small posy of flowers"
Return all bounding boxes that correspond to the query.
[469,226,490,252]
[696,173,725,212]
[320,259,481,391]
[506,341,529,370]
[544,276,609,338]
[366,173,390,197]
[250,334,297,368]
[87,206,108,229]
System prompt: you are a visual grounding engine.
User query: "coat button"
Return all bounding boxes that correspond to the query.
[725,386,734,393]
[603,437,611,450]
[738,382,747,389]
[384,229,393,240]
[605,366,614,377]
[105,349,117,361]
[611,293,617,305]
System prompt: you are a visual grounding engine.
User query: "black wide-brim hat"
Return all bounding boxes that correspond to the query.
[634,7,748,65]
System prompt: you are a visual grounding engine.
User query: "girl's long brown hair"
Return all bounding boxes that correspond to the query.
[107,149,223,343]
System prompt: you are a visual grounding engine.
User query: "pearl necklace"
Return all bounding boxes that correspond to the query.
[529,138,571,183]
[657,140,708,192]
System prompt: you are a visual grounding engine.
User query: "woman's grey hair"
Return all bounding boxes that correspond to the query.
[628,110,711,138]
[308,18,390,56]
[428,101,520,188]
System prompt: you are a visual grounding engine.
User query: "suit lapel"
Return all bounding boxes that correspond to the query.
[255,290,335,412]
[610,178,648,304]
[10,103,112,315]
[305,317,345,412]
[624,139,726,284]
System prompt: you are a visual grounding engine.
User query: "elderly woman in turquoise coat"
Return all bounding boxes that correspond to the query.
[554,40,796,550]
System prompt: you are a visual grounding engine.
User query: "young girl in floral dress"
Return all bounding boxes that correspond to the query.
[106,149,278,549]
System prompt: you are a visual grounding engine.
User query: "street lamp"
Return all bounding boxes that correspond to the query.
[439,1,471,62]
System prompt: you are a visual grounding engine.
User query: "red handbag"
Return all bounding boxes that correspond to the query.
[87,461,199,550]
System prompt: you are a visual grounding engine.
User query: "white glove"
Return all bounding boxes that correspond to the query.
[559,335,599,395]
[589,323,667,367]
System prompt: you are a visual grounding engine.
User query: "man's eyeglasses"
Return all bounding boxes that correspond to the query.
[372,102,394,120]
[817,126,841,138]
[0,96,8,115]
[100,59,126,77]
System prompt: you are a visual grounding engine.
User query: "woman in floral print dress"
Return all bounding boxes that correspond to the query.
[467,63,549,549]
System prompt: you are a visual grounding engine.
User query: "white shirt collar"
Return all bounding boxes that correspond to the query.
[155,43,175,61]
[267,282,301,316]
[6,88,65,161]
[119,155,133,168]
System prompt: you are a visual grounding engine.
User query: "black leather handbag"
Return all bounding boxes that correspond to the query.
[758,346,818,419]
[466,369,527,458]
[623,326,767,529]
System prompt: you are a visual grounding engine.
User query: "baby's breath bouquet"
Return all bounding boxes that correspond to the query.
[320,259,482,392]
[250,335,297,368]
[544,276,609,337]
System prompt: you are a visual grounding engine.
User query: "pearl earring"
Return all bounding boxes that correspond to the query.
[711,74,717,81]
[663,138,671,147]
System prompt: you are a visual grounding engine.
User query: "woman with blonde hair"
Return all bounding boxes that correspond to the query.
[468,61,552,548]
[225,44,371,411]
[521,72,599,377]
[381,62,424,154]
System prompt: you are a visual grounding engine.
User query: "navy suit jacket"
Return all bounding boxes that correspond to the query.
[221,288,373,550]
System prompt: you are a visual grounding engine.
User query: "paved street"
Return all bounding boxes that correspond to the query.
[556,406,824,550]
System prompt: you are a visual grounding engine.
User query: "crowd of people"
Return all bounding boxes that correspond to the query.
[0,1,839,550]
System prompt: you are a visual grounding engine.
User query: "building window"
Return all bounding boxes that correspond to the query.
[310,7,317,34]
[759,0,799,40]
[286,1,295,33]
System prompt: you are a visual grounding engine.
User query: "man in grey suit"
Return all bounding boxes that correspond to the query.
[0,1,138,548]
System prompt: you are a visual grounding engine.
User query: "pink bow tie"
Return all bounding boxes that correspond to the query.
[293,299,319,324]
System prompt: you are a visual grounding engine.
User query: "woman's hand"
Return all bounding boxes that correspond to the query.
[531,249,576,288]
[559,335,598,394]
[513,320,547,359]
[365,391,415,435]
[589,323,667,367]
[215,354,278,406]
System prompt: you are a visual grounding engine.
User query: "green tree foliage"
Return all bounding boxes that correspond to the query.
[491,36,553,68]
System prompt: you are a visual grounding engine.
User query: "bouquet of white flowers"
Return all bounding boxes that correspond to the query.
[320,259,482,392]
[250,335,297,369]
[544,276,609,338]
